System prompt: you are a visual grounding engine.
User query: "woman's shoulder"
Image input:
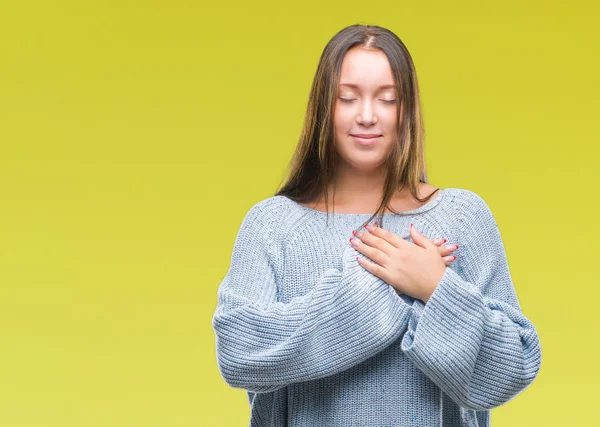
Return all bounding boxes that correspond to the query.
[443,187,500,231]
[236,195,300,238]
[237,195,292,227]
[444,187,494,211]
[242,194,298,219]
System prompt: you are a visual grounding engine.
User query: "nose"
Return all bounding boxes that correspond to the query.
[356,99,378,125]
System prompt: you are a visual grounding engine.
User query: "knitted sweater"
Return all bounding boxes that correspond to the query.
[211,187,542,427]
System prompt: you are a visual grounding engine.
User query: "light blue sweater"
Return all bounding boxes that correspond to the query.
[211,187,542,427]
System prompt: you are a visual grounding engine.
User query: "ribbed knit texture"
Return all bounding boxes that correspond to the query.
[211,187,542,427]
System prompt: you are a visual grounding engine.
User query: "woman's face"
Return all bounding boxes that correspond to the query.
[333,46,400,171]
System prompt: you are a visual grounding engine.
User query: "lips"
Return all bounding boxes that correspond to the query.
[351,134,381,138]
[352,134,381,146]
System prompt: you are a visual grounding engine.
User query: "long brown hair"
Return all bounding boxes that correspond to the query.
[274,24,438,229]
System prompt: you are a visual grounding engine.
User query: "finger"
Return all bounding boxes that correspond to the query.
[364,224,409,250]
[356,226,398,257]
[356,255,390,282]
[350,236,389,266]
[437,244,458,257]
[443,255,457,265]
[433,238,445,247]
[409,224,436,250]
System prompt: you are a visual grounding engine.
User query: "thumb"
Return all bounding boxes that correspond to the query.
[409,223,435,249]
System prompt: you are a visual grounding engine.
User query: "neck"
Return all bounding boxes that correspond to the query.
[323,167,407,207]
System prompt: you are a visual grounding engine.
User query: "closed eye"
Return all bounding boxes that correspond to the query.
[338,97,396,104]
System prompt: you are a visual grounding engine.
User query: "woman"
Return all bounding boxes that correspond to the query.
[212,24,541,427]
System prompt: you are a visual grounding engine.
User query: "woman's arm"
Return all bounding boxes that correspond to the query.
[400,191,542,410]
[212,201,413,393]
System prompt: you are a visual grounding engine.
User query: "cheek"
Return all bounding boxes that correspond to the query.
[334,121,352,144]
[383,110,398,133]
[333,107,351,129]
[383,107,398,123]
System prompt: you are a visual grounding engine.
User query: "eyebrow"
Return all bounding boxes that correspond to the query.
[339,83,395,89]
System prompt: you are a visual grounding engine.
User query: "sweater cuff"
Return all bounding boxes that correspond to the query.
[403,266,484,351]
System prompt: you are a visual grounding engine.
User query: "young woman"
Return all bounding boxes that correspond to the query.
[212,24,541,427]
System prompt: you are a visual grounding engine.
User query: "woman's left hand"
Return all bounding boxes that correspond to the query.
[350,223,447,303]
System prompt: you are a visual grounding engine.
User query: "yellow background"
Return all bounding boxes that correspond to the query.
[1,1,597,426]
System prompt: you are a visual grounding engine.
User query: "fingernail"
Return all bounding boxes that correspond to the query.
[443,239,447,243]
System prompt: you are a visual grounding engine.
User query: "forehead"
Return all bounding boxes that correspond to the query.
[338,48,395,90]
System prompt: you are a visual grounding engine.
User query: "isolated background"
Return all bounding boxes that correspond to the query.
[1,1,598,426]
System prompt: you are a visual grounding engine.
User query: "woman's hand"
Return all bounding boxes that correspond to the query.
[350,223,453,302]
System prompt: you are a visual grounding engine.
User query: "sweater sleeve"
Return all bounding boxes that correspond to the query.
[400,192,542,411]
[212,201,413,393]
